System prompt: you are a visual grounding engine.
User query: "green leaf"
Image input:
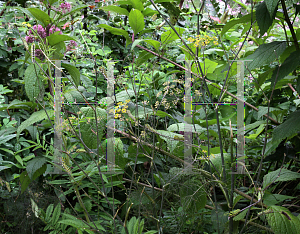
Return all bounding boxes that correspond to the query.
[263,193,295,206]
[129,9,145,35]
[20,170,31,194]
[98,24,130,40]
[45,204,54,223]
[61,63,80,87]
[266,206,300,234]
[32,163,47,181]
[167,123,206,133]
[130,0,144,11]
[271,50,300,87]
[79,107,107,149]
[243,41,286,72]
[24,64,44,102]
[27,8,52,26]
[58,219,87,229]
[116,90,136,101]
[15,155,23,166]
[272,110,300,143]
[156,130,183,153]
[161,27,185,45]
[26,157,46,180]
[221,13,256,37]
[136,51,154,66]
[180,179,207,213]
[200,58,218,74]
[265,0,279,18]
[263,168,300,190]
[101,5,129,16]
[47,34,77,46]
[143,8,157,16]
[256,1,276,35]
[17,109,54,140]
[51,203,61,225]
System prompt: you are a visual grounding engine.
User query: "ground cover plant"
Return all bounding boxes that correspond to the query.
[0,0,300,233]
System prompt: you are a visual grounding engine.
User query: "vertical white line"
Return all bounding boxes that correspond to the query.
[237,60,245,174]
[184,60,193,173]
[54,60,63,173]
[106,61,115,172]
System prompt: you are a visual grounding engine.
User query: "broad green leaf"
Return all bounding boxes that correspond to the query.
[17,109,54,140]
[221,13,256,37]
[129,9,145,35]
[265,0,279,18]
[20,170,31,194]
[263,194,295,206]
[156,130,183,153]
[256,1,276,35]
[263,168,300,189]
[47,34,77,46]
[101,5,129,16]
[24,64,44,102]
[266,206,300,234]
[0,134,17,145]
[161,27,185,45]
[200,58,218,74]
[79,107,107,149]
[26,157,46,180]
[130,0,144,11]
[98,24,130,39]
[100,138,128,169]
[271,50,300,87]
[136,51,154,66]
[167,123,206,133]
[58,219,87,229]
[143,8,157,16]
[61,63,80,87]
[144,39,160,50]
[7,100,35,110]
[116,90,136,102]
[243,41,286,72]
[272,110,300,143]
[27,8,52,26]
[180,179,207,213]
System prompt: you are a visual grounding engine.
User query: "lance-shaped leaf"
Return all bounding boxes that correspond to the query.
[101,6,129,16]
[24,64,44,103]
[256,1,276,35]
[265,0,280,18]
[61,63,80,87]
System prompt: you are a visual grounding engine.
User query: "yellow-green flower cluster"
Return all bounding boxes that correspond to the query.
[187,34,218,47]
[109,99,130,119]
[198,149,217,160]
[22,22,32,27]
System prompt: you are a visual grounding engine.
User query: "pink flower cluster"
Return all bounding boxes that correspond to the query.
[66,40,78,52]
[25,24,62,43]
[60,2,72,14]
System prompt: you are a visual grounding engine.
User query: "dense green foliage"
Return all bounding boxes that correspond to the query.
[1,0,300,233]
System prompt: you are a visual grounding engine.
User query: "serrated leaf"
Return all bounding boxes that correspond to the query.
[266,206,300,234]
[263,168,300,189]
[136,50,154,66]
[129,9,145,35]
[263,194,295,206]
[62,63,80,87]
[265,0,279,18]
[243,41,286,72]
[0,134,16,145]
[101,5,129,16]
[26,157,46,180]
[167,123,206,133]
[17,109,54,140]
[271,50,300,87]
[256,1,276,35]
[24,64,44,102]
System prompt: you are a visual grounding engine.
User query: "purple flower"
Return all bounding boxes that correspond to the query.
[25,36,35,43]
[37,24,47,38]
[49,26,62,35]
[66,40,77,52]
[60,2,72,14]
